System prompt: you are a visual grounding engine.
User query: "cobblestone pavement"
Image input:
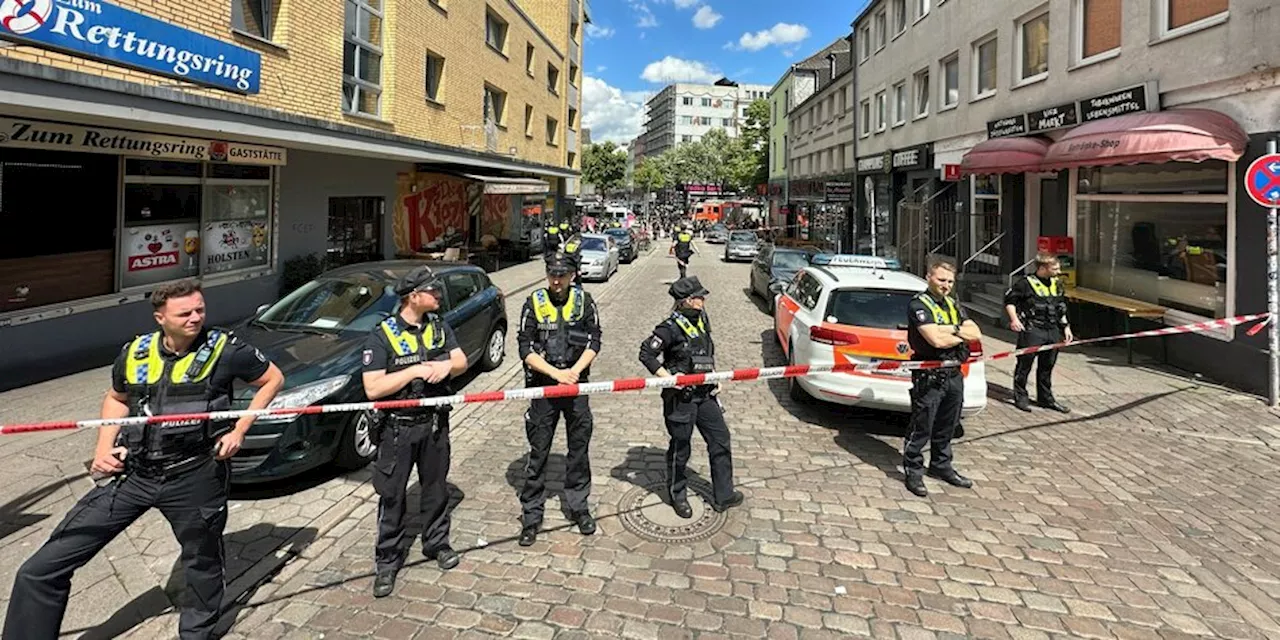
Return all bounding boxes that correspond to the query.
[149,246,1280,640]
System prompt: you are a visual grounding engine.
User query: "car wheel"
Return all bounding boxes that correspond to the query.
[788,342,810,403]
[334,410,378,470]
[481,322,506,371]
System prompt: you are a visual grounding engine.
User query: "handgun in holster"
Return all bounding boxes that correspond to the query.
[368,409,388,447]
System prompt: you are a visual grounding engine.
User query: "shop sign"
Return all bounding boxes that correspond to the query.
[0,117,287,164]
[891,145,930,171]
[856,154,885,173]
[0,0,262,94]
[987,115,1029,139]
[824,182,852,202]
[1027,102,1079,134]
[1079,84,1154,123]
[121,222,200,288]
[203,220,270,275]
[942,164,961,181]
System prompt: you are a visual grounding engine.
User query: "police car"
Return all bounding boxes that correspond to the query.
[773,254,987,416]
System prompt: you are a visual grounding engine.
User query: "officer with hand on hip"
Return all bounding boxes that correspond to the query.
[516,250,603,546]
[5,280,284,640]
[1005,253,1072,413]
[361,266,468,597]
[903,261,981,498]
[670,223,697,279]
[639,277,743,518]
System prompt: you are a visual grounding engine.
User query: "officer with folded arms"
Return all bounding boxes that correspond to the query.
[4,280,284,640]
[1004,253,1072,413]
[639,276,743,518]
[361,266,467,597]
[516,249,603,546]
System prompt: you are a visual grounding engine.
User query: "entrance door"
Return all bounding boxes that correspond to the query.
[1025,173,1063,260]
[327,197,384,266]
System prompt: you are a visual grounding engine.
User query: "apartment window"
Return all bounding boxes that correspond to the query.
[343,0,383,116]
[773,99,778,123]
[484,85,507,126]
[568,107,578,130]
[941,54,959,107]
[1075,0,1121,63]
[682,135,693,143]
[425,52,444,103]
[524,104,534,137]
[547,63,560,94]
[525,43,535,76]
[232,0,276,40]
[892,0,907,35]
[485,10,508,54]
[875,91,886,131]
[838,87,847,114]
[913,69,929,118]
[892,82,906,125]
[546,117,558,146]
[1161,0,1228,36]
[917,0,930,20]
[860,99,871,136]
[680,115,693,125]
[566,151,575,168]
[702,98,712,107]
[1017,9,1050,83]
[973,35,998,99]
[859,26,871,61]
[570,18,580,42]
[682,96,694,106]
[875,10,887,49]
[722,118,733,127]
[569,63,579,87]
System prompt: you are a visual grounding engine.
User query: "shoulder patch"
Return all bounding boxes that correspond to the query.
[254,348,267,362]
[362,349,374,366]
[914,309,930,323]
[648,335,664,351]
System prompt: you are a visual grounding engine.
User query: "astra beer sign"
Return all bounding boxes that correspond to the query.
[0,0,262,93]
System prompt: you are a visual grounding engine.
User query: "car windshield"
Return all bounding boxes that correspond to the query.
[257,275,397,333]
[826,289,916,330]
[581,237,607,251]
[772,251,811,270]
[711,225,727,232]
[730,231,757,242]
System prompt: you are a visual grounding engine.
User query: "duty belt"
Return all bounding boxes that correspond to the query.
[129,451,210,479]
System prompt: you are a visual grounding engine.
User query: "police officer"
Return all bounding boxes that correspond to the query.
[4,280,284,640]
[903,261,981,498]
[670,223,697,279]
[639,277,743,518]
[516,250,603,546]
[361,266,468,597]
[1004,253,1072,413]
[544,220,563,256]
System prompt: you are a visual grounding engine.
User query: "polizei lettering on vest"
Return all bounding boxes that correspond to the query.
[49,4,256,91]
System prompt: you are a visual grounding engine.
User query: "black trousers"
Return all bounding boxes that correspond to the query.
[662,389,734,504]
[520,396,594,526]
[676,253,691,279]
[1013,325,1061,403]
[904,371,964,477]
[372,412,451,571]
[4,456,228,640]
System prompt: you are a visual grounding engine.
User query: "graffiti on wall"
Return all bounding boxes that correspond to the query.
[481,195,511,239]
[394,172,467,253]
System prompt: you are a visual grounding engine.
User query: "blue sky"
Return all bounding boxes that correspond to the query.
[581,0,870,143]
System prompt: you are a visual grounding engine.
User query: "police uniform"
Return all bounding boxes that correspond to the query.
[515,254,602,544]
[544,223,563,256]
[1004,274,1070,412]
[361,269,462,591]
[560,233,584,285]
[639,277,743,517]
[672,228,695,279]
[5,328,269,640]
[903,292,973,497]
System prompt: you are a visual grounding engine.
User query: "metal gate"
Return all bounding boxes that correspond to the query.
[895,183,1003,277]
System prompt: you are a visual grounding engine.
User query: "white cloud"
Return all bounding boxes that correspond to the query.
[595,65,608,72]
[640,56,720,84]
[672,0,699,8]
[629,1,659,28]
[733,23,811,52]
[585,23,615,39]
[692,5,722,29]
[581,75,649,143]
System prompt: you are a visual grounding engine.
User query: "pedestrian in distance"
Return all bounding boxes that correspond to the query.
[639,276,744,518]
[670,223,697,279]
[361,265,468,598]
[902,261,982,498]
[515,250,603,546]
[1005,253,1073,413]
[4,280,284,640]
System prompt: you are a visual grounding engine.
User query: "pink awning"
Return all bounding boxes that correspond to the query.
[1041,109,1247,171]
[960,137,1051,176]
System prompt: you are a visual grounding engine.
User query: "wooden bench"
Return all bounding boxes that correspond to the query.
[1065,287,1167,364]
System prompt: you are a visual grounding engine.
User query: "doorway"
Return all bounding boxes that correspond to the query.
[327,196,384,266]
[1025,173,1064,259]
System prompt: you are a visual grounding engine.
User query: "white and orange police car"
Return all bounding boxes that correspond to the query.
[773,254,988,416]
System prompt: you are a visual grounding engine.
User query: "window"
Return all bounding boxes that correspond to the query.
[875,10,887,49]
[970,174,1002,269]
[569,63,579,87]
[837,87,846,114]
[680,115,693,125]
[892,0,907,35]
[682,135,693,143]
[722,118,733,127]
[425,52,444,103]
[913,69,929,118]
[1075,0,1121,63]
[875,91,886,131]
[568,107,578,129]
[682,96,694,106]
[567,151,576,168]
[892,82,906,125]
[702,98,712,107]
[546,116,559,145]
[859,26,871,61]
[790,272,822,310]
[343,0,383,116]
[525,43,535,76]
[973,35,998,98]
[547,63,560,94]
[325,197,382,268]
[484,85,507,126]
[485,10,508,53]
[1160,0,1228,36]
[1017,9,1050,83]
[444,272,482,310]
[860,99,871,136]
[917,0,930,20]
[524,104,534,137]
[570,18,580,42]
[941,54,959,108]
[827,289,916,330]
[232,0,276,40]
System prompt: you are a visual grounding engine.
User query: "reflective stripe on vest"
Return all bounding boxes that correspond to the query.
[917,294,959,325]
[1027,276,1059,297]
[380,316,443,357]
[125,330,228,385]
[563,238,580,255]
[531,288,584,327]
[671,312,707,339]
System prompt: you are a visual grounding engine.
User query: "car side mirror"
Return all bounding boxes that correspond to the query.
[255,303,270,316]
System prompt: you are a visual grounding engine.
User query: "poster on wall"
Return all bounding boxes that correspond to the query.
[203,220,270,274]
[398,173,467,252]
[121,223,201,288]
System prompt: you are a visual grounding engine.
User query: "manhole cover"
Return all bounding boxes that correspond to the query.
[617,479,728,544]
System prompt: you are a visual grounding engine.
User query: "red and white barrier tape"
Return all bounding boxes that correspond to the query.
[0,313,1268,436]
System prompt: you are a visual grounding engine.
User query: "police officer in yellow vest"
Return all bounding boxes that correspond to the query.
[361,266,468,597]
[1004,253,1073,413]
[639,277,743,518]
[670,223,697,279]
[4,281,283,640]
[515,250,603,545]
[544,220,563,256]
[903,262,982,498]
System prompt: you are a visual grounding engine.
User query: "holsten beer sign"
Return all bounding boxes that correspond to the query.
[0,117,287,164]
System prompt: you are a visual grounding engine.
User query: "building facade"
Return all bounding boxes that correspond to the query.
[850,0,1280,394]
[640,79,771,157]
[0,0,587,388]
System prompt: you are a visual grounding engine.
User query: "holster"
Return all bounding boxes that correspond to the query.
[368,410,388,447]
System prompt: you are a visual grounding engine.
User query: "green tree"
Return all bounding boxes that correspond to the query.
[582,142,627,194]
[740,99,771,186]
[633,157,667,194]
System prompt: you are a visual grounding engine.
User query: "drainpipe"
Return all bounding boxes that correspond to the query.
[849,29,860,254]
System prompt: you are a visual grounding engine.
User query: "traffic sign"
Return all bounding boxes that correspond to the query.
[1245,154,1280,207]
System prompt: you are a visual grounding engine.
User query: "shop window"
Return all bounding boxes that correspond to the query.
[973,34,998,99]
[328,197,384,266]
[1074,0,1121,64]
[1017,9,1050,84]
[232,0,276,41]
[343,0,383,116]
[941,53,959,108]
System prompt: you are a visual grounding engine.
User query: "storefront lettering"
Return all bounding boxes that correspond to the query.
[1065,138,1122,153]
[987,116,1028,139]
[207,250,251,264]
[128,252,178,271]
[0,117,287,164]
[1028,103,1079,134]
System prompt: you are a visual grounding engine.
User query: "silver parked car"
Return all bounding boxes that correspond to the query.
[577,233,620,281]
[723,230,760,262]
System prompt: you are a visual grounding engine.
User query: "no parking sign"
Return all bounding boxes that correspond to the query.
[1245,154,1280,207]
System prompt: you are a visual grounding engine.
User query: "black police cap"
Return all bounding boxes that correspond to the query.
[394,265,443,296]
[545,250,576,276]
[668,276,710,300]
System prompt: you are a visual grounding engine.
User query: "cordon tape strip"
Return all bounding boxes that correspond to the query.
[0,313,1269,436]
